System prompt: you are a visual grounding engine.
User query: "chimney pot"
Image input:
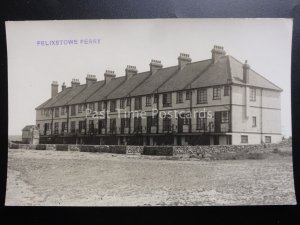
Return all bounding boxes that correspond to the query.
[178,53,192,69]
[51,81,59,98]
[86,74,97,87]
[104,70,116,84]
[211,45,226,63]
[149,59,163,75]
[125,65,138,80]
[71,78,80,88]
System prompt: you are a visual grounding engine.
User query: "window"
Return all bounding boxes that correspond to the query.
[37,124,40,129]
[196,112,207,130]
[121,118,130,128]
[71,105,76,116]
[265,136,271,143]
[151,114,158,126]
[252,116,257,127]
[221,111,230,123]
[54,122,59,134]
[78,104,82,113]
[88,103,94,111]
[146,95,152,107]
[110,100,116,112]
[45,109,50,117]
[213,87,221,100]
[241,135,248,143]
[177,91,183,103]
[154,94,158,103]
[120,98,126,109]
[98,101,102,111]
[61,122,66,133]
[79,120,86,133]
[134,97,142,110]
[186,90,192,100]
[89,120,94,133]
[250,88,256,101]
[110,118,116,132]
[70,121,76,133]
[224,85,230,96]
[197,88,207,104]
[54,108,59,117]
[163,93,172,107]
[134,117,142,132]
[126,97,131,106]
[182,113,191,125]
[163,115,172,131]
[61,107,65,116]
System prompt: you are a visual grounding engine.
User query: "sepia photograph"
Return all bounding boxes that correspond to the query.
[5,18,295,206]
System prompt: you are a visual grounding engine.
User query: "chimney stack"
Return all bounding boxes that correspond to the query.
[104,70,116,84]
[71,78,80,88]
[149,59,163,75]
[51,81,58,98]
[178,53,192,69]
[62,82,66,91]
[125,65,138,80]
[211,45,226,63]
[86,74,97,87]
[243,60,250,84]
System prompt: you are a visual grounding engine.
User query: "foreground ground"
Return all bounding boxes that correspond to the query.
[6,148,296,206]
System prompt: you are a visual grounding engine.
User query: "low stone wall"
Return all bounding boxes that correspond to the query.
[126,146,143,155]
[8,143,280,158]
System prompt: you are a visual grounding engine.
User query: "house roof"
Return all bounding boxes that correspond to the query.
[36,52,282,110]
[159,59,212,92]
[228,56,282,91]
[51,84,86,107]
[130,66,179,96]
[86,76,126,102]
[107,71,151,99]
[36,87,72,109]
[68,80,105,105]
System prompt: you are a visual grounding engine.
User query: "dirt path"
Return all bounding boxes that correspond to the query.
[5,149,297,206]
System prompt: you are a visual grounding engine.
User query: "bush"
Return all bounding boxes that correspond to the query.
[109,145,126,154]
[273,148,279,153]
[143,146,173,156]
[56,144,68,151]
[36,144,46,150]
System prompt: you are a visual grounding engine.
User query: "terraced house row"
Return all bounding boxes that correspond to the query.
[36,45,282,145]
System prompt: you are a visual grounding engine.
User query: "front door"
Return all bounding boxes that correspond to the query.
[178,116,184,133]
[147,116,152,133]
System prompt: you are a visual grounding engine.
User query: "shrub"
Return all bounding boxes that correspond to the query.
[273,148,279,153]
[36,144,46,150]
[56,144,68,151]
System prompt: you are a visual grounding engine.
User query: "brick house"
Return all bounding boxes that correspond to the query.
[35,46,282,145]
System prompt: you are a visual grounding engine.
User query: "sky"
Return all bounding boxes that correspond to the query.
[6,18,292,137]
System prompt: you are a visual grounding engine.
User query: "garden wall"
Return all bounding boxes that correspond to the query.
[8,143,279,157]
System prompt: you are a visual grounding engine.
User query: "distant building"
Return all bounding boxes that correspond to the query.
[35,46,282,145]
[22,125,39,144]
